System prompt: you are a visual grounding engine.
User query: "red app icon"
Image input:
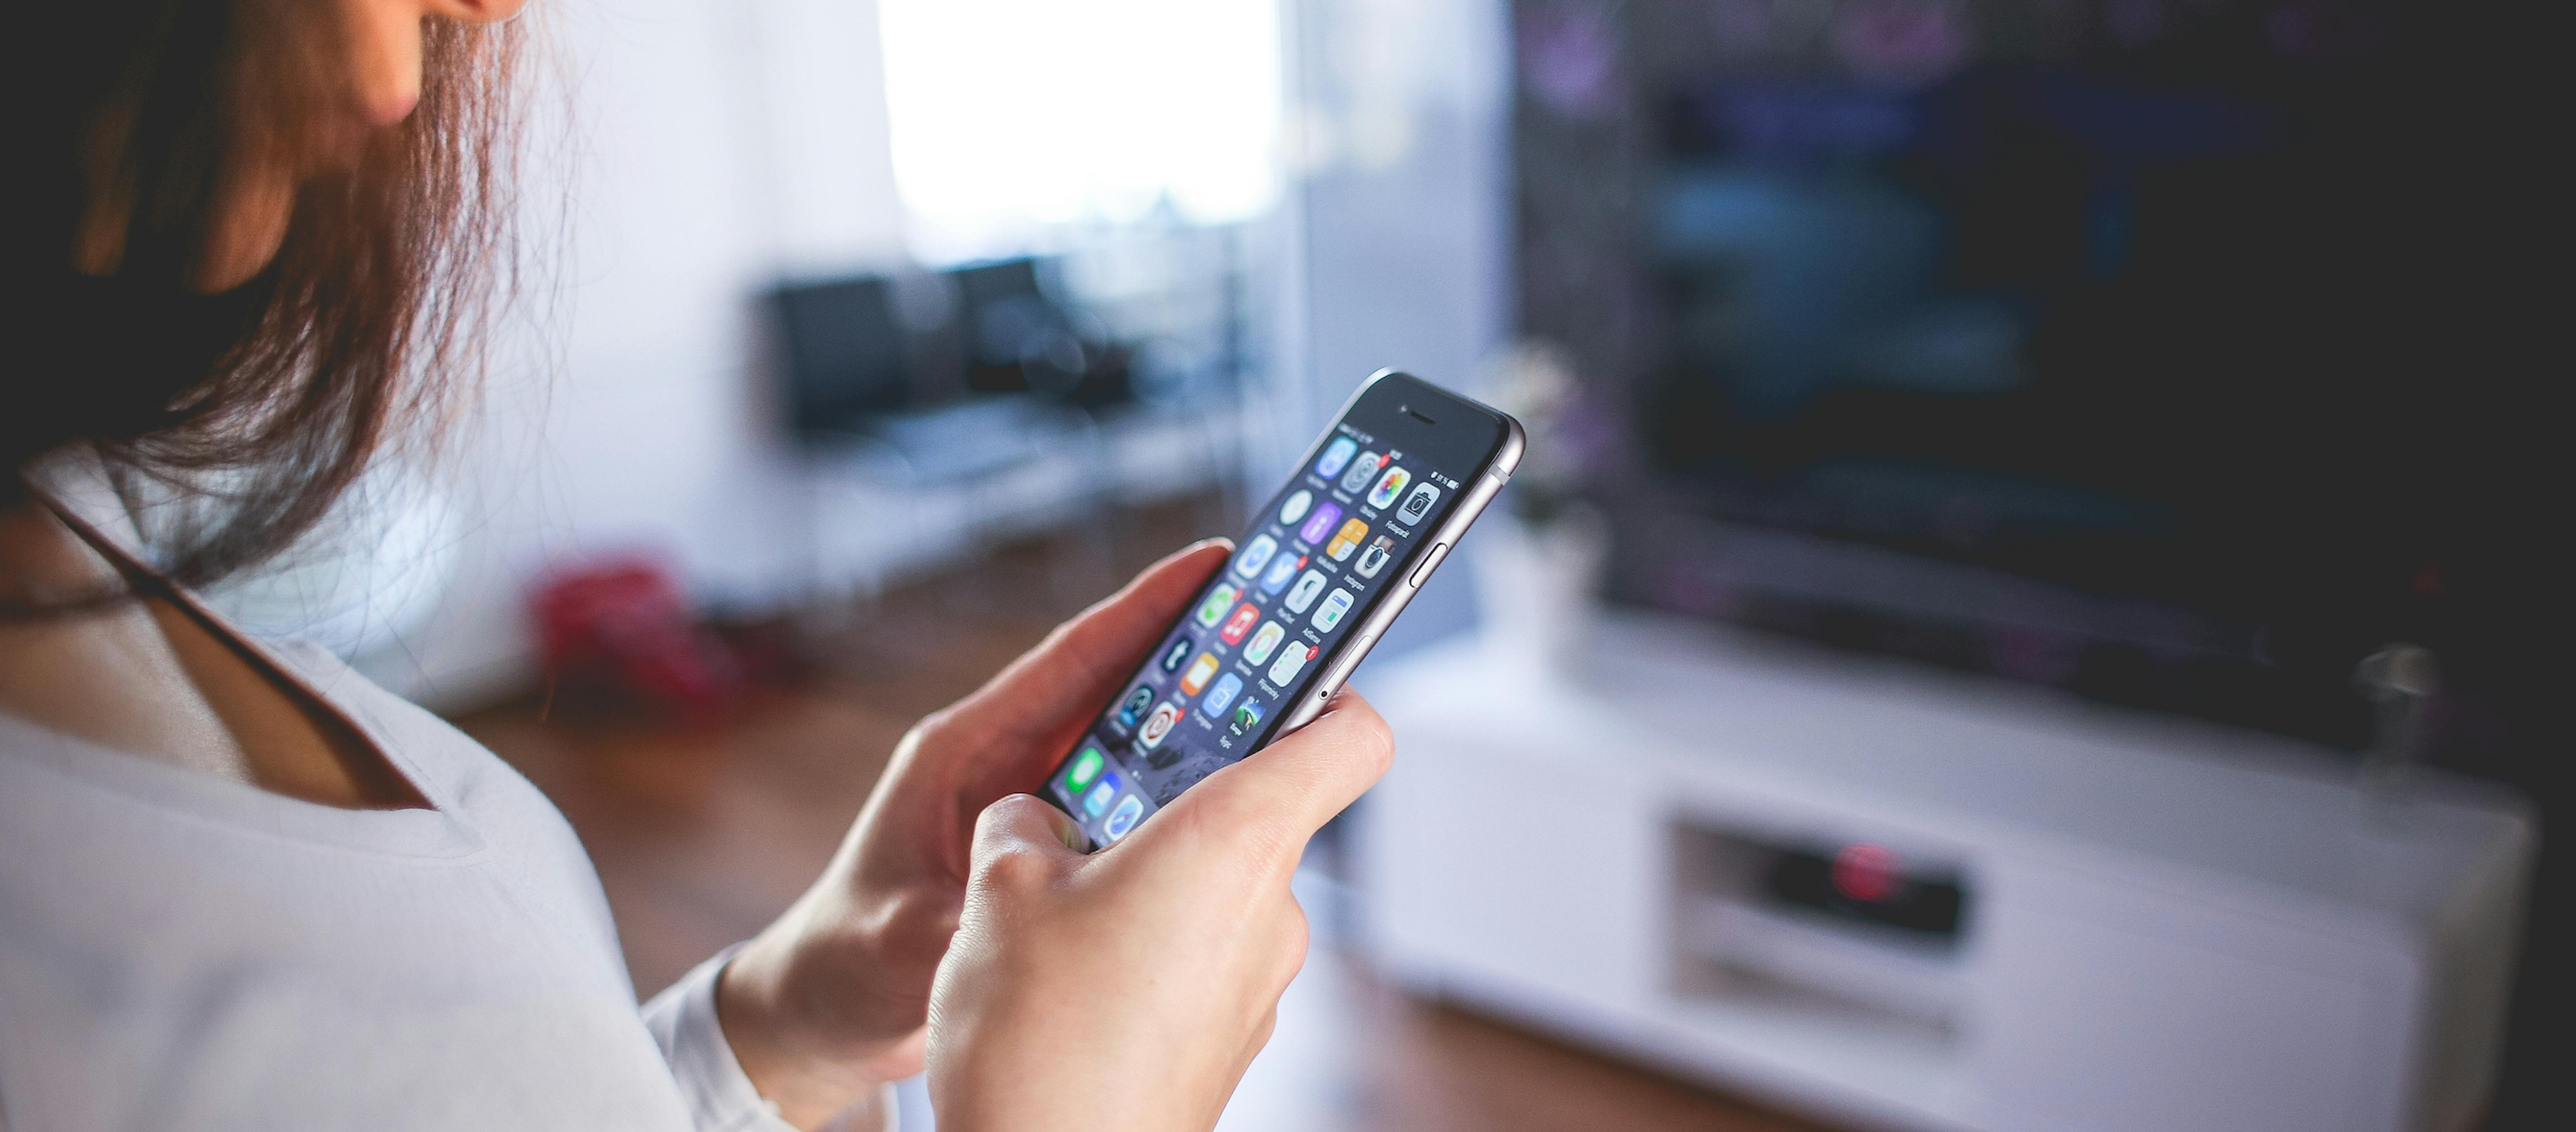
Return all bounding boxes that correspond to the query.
[1219,602,1262,645]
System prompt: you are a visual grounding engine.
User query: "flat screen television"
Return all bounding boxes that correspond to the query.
[1517,0,2561,758]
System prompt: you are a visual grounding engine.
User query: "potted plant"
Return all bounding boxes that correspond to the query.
[1472,340,1609,681]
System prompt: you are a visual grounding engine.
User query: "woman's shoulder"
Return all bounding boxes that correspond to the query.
[256,638,610,886]
[0,640,676,1132]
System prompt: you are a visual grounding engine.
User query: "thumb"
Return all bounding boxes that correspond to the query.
[971,794,1089,872]
[1167,687,1395,851]
[951,539,1232,748]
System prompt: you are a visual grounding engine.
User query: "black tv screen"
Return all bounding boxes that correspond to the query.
[1518,0,2562,755]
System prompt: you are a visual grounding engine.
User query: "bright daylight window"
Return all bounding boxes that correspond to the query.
[877,0,1283,264]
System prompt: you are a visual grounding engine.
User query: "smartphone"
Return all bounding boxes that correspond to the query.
[1040,370,1524,849]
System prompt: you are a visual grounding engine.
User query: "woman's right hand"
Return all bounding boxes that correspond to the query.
[922,688,1393,1132]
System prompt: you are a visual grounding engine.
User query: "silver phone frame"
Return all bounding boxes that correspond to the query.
[1265,368,1527,737]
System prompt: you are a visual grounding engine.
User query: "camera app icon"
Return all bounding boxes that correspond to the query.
[1398,481,1440,523]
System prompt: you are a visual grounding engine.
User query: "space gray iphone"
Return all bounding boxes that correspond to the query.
[1042,369,1525,850]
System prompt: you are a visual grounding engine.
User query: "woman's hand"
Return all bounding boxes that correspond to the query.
[924,688,1393,1132]
[714,541,1238,1127]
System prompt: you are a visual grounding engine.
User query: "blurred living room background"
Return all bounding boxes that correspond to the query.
[205,0,2561,1129]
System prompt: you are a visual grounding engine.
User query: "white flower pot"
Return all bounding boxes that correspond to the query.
[1470,503,1609,684]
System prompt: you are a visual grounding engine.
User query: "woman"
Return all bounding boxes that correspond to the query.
[0,2,1393,1130]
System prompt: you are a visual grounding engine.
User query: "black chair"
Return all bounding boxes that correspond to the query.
[770,271,1114,609]
[771,276,915,438]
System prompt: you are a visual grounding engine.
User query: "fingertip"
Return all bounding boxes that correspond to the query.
[1318,684,1375,716]
[979,791,1063,827]
[1174,685,1398,843]
[1169,537,1234,566]
[1309,687,1395,774]
[1106,539,1232,609]
[1039,803,1087,852]
[975,794,1085,857]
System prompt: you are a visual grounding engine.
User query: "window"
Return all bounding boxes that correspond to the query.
[879,0,1283,263]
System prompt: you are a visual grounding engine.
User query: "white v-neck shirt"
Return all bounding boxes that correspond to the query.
[0,461,803,1132]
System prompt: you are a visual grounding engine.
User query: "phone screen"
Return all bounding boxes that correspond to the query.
[1044,374,1510,848]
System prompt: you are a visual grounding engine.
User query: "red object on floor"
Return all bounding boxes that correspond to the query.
[530,557,740,717]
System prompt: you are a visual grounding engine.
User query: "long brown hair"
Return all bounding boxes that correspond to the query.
[4,0,523,613]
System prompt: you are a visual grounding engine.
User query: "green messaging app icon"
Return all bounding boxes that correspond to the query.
[1062,745,1106,800]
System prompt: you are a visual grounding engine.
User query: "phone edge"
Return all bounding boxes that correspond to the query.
[1268,378,1526,737]
[1047,368,1524,847]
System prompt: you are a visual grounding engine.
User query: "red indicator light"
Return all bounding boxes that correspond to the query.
[1831,843,1901,903]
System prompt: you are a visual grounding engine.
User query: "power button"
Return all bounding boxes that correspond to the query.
[1406,542,1450,588]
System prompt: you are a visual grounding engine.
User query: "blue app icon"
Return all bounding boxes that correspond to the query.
[1260,552,1303,595]
[1232,533,1279,580]
[1084,771,1122,818]
[1114,685,1154,729]
[1314,436,1359,478]
[1104,794,1145,842]
[1199,672,1246,717]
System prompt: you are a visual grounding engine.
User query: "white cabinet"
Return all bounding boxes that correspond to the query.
[1359,616,2530,1132]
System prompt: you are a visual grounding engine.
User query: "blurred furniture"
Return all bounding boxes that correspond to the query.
[1360,614,2530,1132]
[797,397,1242,604]
[768,256,1242,605]
[951,256,1132,406]
[772,276,920,434]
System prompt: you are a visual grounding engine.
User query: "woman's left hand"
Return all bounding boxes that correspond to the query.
[711,540,1233,1128]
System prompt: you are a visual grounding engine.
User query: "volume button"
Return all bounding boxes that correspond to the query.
[1348,629,1379,664]
[1322,631,1377,699]
[1407,542,1450,588]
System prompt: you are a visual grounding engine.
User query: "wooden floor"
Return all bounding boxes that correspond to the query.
[455,505,1834,1132]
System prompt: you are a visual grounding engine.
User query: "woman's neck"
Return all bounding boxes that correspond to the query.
[0,499,427,809]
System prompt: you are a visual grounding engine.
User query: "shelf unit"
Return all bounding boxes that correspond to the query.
[1358,614,2530,1132]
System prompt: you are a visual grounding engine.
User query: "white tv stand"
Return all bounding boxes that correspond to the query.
[1356,614,2530,1132]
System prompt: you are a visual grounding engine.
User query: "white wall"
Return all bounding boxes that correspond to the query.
[1266,0,1515,665]
[356,0,910,708]
[343,0,1511,709]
